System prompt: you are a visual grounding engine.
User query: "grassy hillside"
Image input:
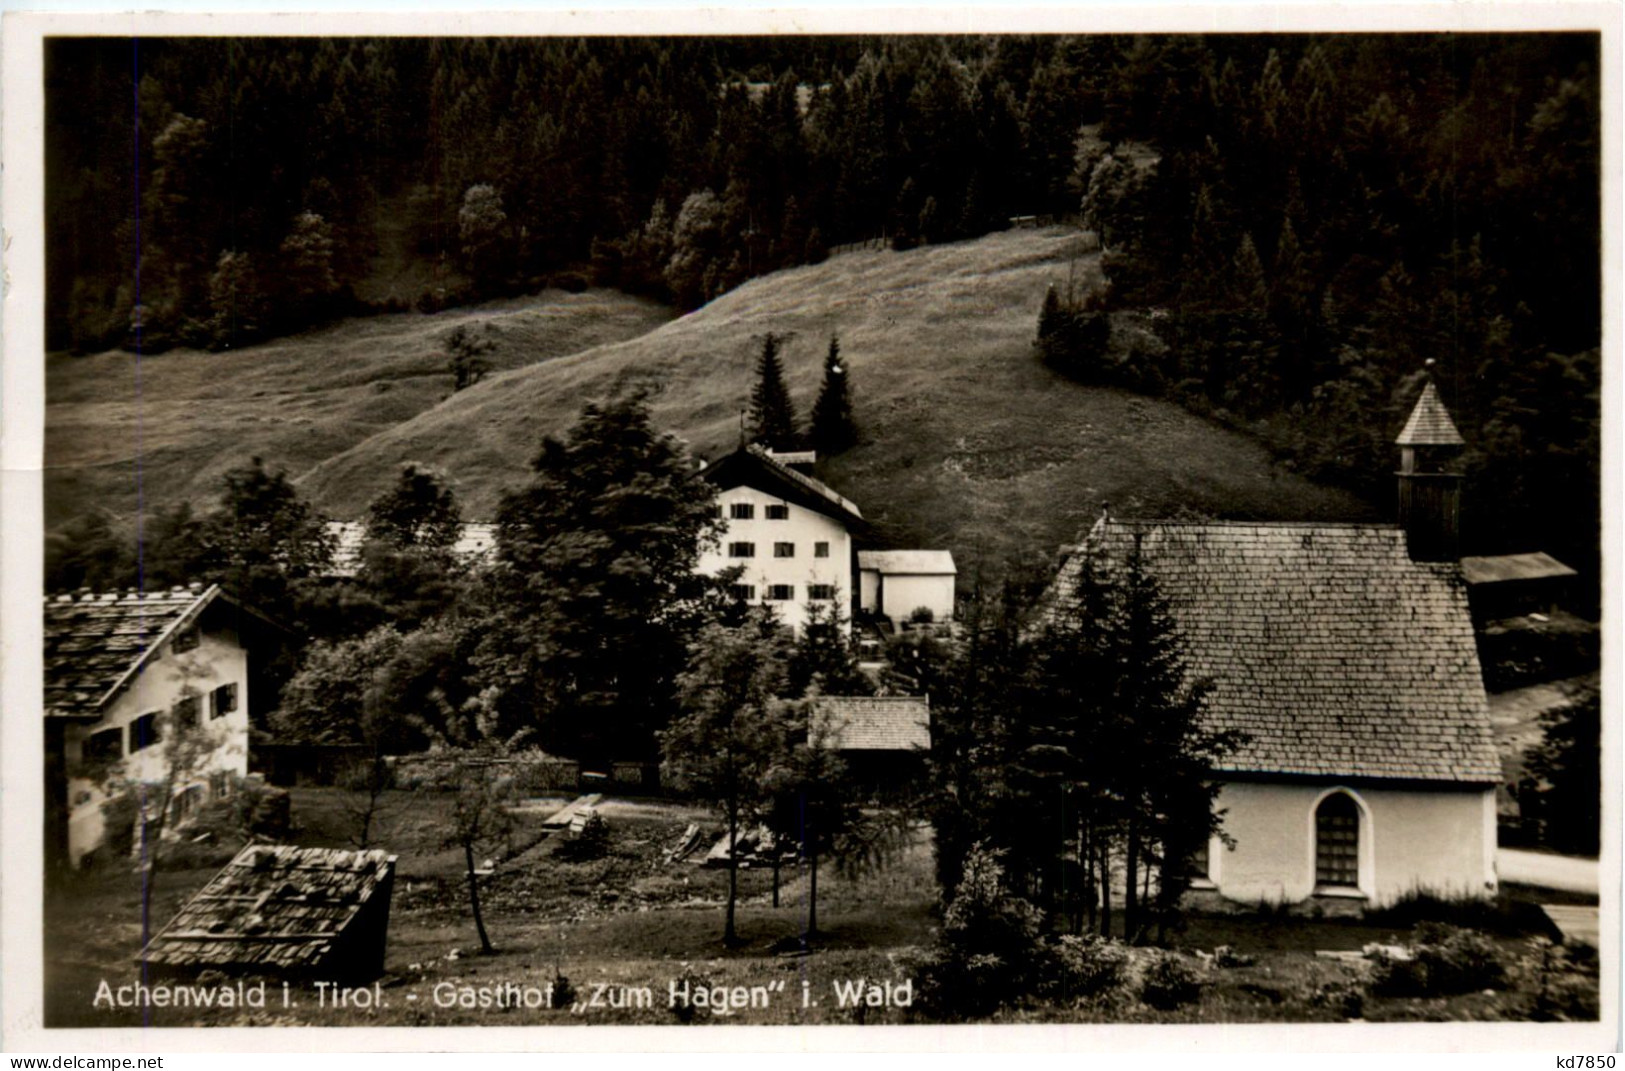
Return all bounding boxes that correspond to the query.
[297,228,1376,577]
[44,288,673,526]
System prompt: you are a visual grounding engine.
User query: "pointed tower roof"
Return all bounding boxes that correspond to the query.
[1396,379,1464,447]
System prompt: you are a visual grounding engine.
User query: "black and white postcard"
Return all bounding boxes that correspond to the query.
[1,5,1617,1055]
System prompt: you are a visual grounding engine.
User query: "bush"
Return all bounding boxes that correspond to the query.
[1369,923,1506,997]
[550,972,576,1011]
[1519,937,1598,1021]
[1040,934,1129,1002]
[916,843,1046,1019]
[1364,889,1546,937]
[1138,951,1203,1010]
[551,271,590,293]
[1309,979,1366,1020]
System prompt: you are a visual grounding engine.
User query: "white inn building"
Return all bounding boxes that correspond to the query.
[697,445,865,633]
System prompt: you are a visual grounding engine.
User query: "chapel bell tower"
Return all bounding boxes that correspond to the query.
[1395,363,1465,562]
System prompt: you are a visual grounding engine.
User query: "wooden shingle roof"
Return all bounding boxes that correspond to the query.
[1051,520,1499,783]
[44,585,215,720]
[140,845,396,976]
[814,696,931,751]
[1396,380,1465,446]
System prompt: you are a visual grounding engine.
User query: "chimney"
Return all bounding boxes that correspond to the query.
[1395,363,1464,561]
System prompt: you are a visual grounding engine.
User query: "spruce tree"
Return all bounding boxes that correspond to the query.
[749,333,799,452]
[809,334,858,455]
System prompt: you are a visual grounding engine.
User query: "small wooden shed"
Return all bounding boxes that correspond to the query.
[139,845,397,981]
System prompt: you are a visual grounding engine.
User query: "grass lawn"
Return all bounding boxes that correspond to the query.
[43,790,1595,1028]
[44,287,673,526]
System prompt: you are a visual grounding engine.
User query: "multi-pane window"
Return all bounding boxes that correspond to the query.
[728,542,756,558]
[767,585,795,601]
[83,727,123,765]
[730,584,757,601]
[172,695,202,729]
[711,504,723,519]
[210,682,239,719]
[814,542,830,558]
[730,503,755,520]
[774,542,795,558]
[1315,793,1360,888]
[131,712,162,753]
[765,504,789,520]
[808,584,836,601]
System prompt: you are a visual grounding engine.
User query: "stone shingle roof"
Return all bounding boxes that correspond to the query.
[43,584,216,719]
[814,696,931,751]
[140,845,396,976]
[858,550,957,575]
[1051,519,1499,783]
[1396,380,1465,446]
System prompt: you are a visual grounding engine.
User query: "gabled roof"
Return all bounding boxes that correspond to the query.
[1050,519,1500,784]
[43,584,279,720]
[858,550,957,575]
[813,696,931,751]
[702,445,863,525]
[140,845,396,975]
[1396,380,1465,447]
[1461,552,1577,586]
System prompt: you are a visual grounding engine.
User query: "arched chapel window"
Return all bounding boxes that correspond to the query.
[1315,792,1360,888]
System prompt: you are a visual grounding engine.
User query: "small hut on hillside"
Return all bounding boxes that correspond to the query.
[139,845,397,981]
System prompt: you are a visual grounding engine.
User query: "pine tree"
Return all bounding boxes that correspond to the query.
[809,334,858,455]
[749,333,799,452]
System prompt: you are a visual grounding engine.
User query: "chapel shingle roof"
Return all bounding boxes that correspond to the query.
[140,845,396,976]
[1050,519,1500,783]
[814,696,931,751]
[43,585,216,720]
[1396,380,1465,446]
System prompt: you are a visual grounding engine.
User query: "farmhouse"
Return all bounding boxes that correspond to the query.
[1050,379,1501,908]
[44,583,283,867]
[858,550,957,625]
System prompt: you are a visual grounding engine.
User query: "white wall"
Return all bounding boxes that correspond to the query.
[1204,779,1497,908]
[696,486,853,633]
[859,567,881,614]
[879,573,955,623]
[64,625,251,865]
